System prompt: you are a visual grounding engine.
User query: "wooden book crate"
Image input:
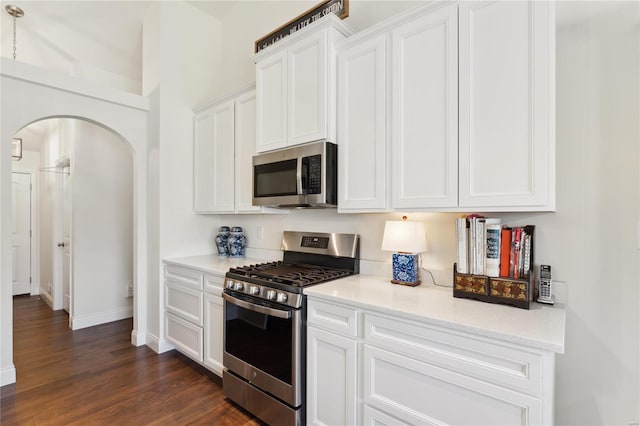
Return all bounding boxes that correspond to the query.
[453,263,535,309]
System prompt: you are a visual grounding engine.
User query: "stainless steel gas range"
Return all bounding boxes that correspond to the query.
[222,231,359,426]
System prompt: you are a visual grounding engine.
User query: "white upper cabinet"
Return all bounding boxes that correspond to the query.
[336,0,555,212]
[194,85,283,214]
[194,100,235,213]
[234,90,262,213]
[391,4,458,209]
[337,35,388,212]
[256,50,288,152]
[459,0,555,210]
[288,30,328,146]
[254,14,353,153]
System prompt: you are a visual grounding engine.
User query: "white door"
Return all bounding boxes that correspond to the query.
[337,34,388,212]
[458,0,554,210]
[234,89,262,213]
[256,49,288,152]
[61,165,71,312]
[11,172,31,296]
[391,3,459,209]
[288,29,327,146]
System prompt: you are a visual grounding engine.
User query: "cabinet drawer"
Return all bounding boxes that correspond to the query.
[164,265,203,291]
[166,312,203,363]
[166,282,203,326]
[364,313,543,396]
[307,299,358,337]
[363,344,542,425]
[204,273,224,296]
[363,405,410,426]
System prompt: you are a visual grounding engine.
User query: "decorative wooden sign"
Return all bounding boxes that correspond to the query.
[255,0,349,53]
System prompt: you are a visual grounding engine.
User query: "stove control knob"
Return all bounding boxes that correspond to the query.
[249,286,260,296]
[225,280,234,290]
[276,292,288,303]
[266,290,277,300]
[233,282,244,291]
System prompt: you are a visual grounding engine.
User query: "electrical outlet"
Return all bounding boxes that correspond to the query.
[126,281,134,298]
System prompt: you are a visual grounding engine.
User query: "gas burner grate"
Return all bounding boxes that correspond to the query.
[228,261,352,287]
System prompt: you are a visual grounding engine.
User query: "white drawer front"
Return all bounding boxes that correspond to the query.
[363,344,542,426]
[363,405,410,426]
[204,273,224,296]
[166,282,203,326]
[364,313,542,396]
[165,265,203,291]
[307,298,358,337]
[166,312,203,362]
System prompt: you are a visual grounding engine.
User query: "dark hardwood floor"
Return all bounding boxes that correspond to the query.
[1,295,261,425]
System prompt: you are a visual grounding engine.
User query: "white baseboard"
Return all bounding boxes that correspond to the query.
[40,291,54,309]
[70,306,133,330]
[146,332,175,354]
[130,330,146,347]
[1,365,16,386]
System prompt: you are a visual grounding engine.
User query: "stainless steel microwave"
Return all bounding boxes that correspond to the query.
[252,141,337,208]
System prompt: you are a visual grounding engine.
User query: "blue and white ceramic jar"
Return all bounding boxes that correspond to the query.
[215,226,230,256]
[228,226,247,258]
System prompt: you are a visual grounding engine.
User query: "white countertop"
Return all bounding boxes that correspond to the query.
[163,254,275,276]
[305,274,566,354]
[162,255,565,353]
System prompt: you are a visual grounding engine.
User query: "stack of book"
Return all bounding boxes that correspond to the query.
[455,216,535,279]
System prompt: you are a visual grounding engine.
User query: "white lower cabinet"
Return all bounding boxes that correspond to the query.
[307,297,555,425]
[204,292,224,376]
[165,312,203,362]
[163,262,225,377]
[307,326,357,426]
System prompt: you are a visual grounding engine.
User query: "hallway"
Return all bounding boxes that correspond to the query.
[0,296,260,425]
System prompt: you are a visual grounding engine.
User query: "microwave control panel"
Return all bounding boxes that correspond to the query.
[303,155,322,194]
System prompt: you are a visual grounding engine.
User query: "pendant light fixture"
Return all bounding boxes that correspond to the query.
[5,5,24,61]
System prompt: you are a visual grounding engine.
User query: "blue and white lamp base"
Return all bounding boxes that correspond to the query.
[391,253,421,286]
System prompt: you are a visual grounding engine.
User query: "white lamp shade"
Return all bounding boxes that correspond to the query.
[381,220,427,253]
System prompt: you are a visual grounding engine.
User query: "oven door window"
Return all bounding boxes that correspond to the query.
[224,296,294,385]
[254,159,298,198]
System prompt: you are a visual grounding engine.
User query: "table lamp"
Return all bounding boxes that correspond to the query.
[381,217,427,286]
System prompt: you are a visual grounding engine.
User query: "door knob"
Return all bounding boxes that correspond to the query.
[57,242,65,247]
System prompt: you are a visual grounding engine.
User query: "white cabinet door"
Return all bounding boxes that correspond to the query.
[193,107,215,212]
[459,0,554,210]
[391,3,458,209]
[256,50,288,152]
[204,293,224,377]
[193,100,235,213]
[288,30,328,146]
[307,326,358,426]
[363,344,542,425]
[166,312,204,363]
[234,90,262,213]
[337,35,388,212]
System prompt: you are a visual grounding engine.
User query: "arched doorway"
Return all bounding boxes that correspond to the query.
[1,60,149,385]
[13,117,135,330]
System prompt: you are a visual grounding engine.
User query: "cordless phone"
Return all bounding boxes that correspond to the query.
[537,265,554,304]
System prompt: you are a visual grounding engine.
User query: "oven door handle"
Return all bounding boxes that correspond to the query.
[222,293,292,319]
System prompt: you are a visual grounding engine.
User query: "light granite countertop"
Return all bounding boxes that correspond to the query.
[163,254,276,276]
[305,274,566,354]
[162,255,565,353]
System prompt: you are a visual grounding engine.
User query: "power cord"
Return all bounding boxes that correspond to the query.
[420,254,453,288]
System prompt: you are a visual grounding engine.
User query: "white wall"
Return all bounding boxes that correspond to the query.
[142,1,223,351]
[71,120,133,328]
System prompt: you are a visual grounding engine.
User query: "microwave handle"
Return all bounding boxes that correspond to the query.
[222,292,292,319]
[296,156,303,195]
